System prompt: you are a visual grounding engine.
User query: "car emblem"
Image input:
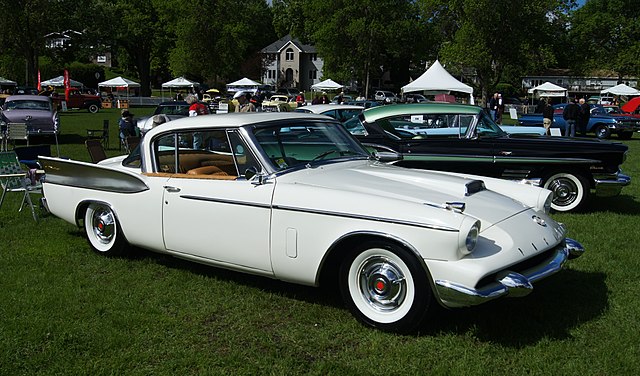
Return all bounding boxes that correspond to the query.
[532,215,547,227]
[25,115,32,121]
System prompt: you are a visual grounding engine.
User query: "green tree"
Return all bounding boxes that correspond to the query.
[569,0,640,78]
[418,0,570,101]
[303,0,422,97]
[0,0,86,85]
[168,0,275,87]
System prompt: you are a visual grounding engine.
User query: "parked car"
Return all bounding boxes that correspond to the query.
[51,88,102,113]
[136,101,209,134]
[261,95,294,112]
[294,104,363,122]
[0,95,59,135]
[519,103,640,139]
[403,93,428,103]
[343,103,630,212]
[40,112,584,333]
[344,100,381,109]
[374,90,399,103]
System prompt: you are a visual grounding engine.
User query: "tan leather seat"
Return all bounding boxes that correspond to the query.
[186,165,228,175]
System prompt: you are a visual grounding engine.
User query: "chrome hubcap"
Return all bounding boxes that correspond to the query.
[548,178,578,206]
[358,256,406,312]
[92,208,115,244]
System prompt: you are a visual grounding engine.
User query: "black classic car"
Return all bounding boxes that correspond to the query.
[344,103,630,212]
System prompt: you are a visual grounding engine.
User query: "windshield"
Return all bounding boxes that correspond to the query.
[252,121,369,171]
[4,100,52,111]
[475,111,508,138]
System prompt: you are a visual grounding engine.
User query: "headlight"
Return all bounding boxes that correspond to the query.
[458,217,481,256]
[537,190,553,214]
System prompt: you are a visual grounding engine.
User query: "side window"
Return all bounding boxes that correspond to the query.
[154,133,177,173]
[228,131,260,176]
[152,129,249,178]
[476,114,501,138]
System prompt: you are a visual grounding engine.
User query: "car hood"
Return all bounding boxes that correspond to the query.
[274,160,532,229]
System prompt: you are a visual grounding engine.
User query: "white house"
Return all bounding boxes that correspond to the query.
[261,35,324,91]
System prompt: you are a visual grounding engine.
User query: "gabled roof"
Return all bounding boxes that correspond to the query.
[261,34,316,54]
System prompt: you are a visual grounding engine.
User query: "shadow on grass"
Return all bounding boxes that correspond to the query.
[418,269,608,347]
[105,243,607,346]
[583,194,640,214]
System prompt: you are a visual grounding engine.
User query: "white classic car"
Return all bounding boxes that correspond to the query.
[41,112,584,332]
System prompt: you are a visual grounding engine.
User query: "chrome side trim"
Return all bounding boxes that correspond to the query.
[434,238,585,308]
[273,205,459,232]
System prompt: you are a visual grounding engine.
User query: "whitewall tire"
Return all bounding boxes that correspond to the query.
[543,172,589,212]
[339,241,432,333]
[84,203,128,256]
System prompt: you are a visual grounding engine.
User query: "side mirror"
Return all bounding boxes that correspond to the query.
[374,151,402,162]
[245,167,269,185]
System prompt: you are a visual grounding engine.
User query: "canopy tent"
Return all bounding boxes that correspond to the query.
[162,76,199,88]
[601,83,640,96]
[311,79,343,91]
[40,75,84,88]
[0,77,17,86]
[226,77,261,94]
[527,81,567,97]
[161,77,200,99]
[98,76,141,99]
[98,76,141,88]
[402,60,474,104]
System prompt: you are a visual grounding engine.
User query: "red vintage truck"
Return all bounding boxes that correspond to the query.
[51,88,103,113]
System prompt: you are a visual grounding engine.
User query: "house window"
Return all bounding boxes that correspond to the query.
[97,55,107,63]
[309,54,317,61]
[308,70,317,80]
[286,48,294,61]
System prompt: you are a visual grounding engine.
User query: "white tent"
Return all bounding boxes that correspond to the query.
[98,76,141,89]
[0,77,17,86]
[402,60,474,104]
[41,75,84,88]
[311,79,343,91]
[161,77,200,99]
[226,77,261,94]
[162,76,199,88]
[601,83,640,96]
[527,81,567,97]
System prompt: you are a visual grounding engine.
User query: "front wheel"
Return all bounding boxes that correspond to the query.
[543,172,590,212]
[339,241,432,333]
[595,124,611,139]
[88,104,100,113]
[84,203,129,256]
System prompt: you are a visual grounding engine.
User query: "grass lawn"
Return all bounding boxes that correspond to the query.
[1,109,639,374]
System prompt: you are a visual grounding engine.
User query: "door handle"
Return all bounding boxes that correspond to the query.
[163,186,181,193]
[499,151,512,156]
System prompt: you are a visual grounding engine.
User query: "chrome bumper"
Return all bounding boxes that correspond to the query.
[593,171,631,197]
[435,238,585,308]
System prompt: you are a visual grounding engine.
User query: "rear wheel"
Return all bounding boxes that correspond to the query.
[339,241,432,333]
[84,203,129,256]
[88,104,100,113]
[543,172,590,212]
[595,124,611,139]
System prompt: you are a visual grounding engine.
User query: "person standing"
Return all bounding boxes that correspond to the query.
[234,91,256,112]
[495,93,505,124]
[577,98,590,136]
[562,99,580,137]
[488,92,498,121]
[542,99,555,135]
[186,94,207,148]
